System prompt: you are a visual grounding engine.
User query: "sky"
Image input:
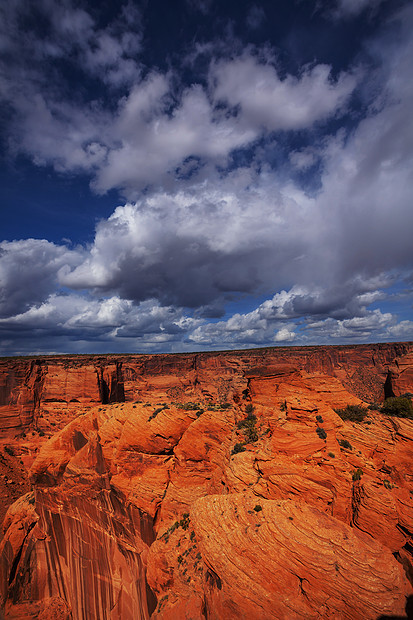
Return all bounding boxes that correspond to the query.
[0,0,413,355]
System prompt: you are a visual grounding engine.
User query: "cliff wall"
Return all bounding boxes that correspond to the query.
[1,342,412,440]
[0,343,413,619]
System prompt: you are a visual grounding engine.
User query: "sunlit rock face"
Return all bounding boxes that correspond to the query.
[0,342,413,619]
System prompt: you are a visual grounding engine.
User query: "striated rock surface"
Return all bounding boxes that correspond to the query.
[188,494,410,619]
[1,342,412,440]
[0,342,413,619]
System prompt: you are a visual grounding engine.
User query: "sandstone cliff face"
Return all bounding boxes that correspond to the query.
[0,343,411,440]
[0,343,413,619]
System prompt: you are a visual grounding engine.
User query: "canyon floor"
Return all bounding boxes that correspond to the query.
[0,343,413,619]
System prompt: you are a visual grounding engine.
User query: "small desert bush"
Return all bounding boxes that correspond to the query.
[174,402,202,411]
[334,404,368,423]
[352,468,363,481]
[206,402,231,411]
[380,396,413,419]
[316,427,327,441]
[338,438,352,450]
[237,417,258,442]
[232,442,246,455]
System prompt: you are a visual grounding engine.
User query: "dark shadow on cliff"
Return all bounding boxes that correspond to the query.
[377,595,413,619]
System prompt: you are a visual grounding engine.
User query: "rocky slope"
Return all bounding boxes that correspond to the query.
[0,342,412,619]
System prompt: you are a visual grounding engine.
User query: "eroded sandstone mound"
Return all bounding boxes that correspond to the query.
[0,343,413,619]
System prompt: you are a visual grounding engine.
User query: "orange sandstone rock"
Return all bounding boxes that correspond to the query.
[190,494,411,620]
[0,343,413,619]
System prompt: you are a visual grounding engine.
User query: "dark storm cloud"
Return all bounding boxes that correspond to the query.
[0,0,358,198]
[0,239,82,318]
[0,293,201,355]
[60,176,321,307]
[187,281,395,346]
[1,0,413,354]
[0,0,142,90]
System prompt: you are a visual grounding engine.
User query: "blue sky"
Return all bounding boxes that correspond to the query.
[0,0,412,355]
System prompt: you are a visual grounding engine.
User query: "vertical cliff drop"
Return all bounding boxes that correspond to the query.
[0,343,412,619]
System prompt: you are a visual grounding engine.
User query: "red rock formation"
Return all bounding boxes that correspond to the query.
[1,342,412,440]
[0,342,412,619]
[188,495,410,620]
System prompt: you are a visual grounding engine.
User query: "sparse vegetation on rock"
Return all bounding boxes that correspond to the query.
[316,427,327,440]
[352,468,363,481]
[237,406,258,443]
[380,395,413,418]
[232,442,246,455]
[1,344,413,619]
[334,404,369,423]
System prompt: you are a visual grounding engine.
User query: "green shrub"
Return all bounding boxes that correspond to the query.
[175,402,202,411]
[380,396,413,419]
[383,479,394,490]
[232,442,246,455]
[148,406,165,421]
[328,452,335,458]
[206,402,231,411]
[338,439,352,450]
[316,427,327,441]
[316,415,324,423]
[179,513,190,530]
[368,403,380,411]
[334,404,368,423]
[162,512,191,540]
[237,417,258,442]
[253,504,262,512]
[352,468,363,481]
[245,403,255,415]
[157,594,169,612]
[4,445,14,456]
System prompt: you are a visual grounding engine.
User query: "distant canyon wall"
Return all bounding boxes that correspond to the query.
[1,342,413,619]
[1,342,413,439]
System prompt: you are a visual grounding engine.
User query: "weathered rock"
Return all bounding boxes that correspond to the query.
[0,342,412,440]
[189,494,411,620]
[0,343,412,619]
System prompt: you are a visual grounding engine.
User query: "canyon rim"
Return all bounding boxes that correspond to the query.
[0,342,412,619]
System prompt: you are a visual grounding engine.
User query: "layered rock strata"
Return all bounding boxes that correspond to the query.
[0,343,412,618]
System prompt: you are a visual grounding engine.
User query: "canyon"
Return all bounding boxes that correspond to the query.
[0,342,412,619]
